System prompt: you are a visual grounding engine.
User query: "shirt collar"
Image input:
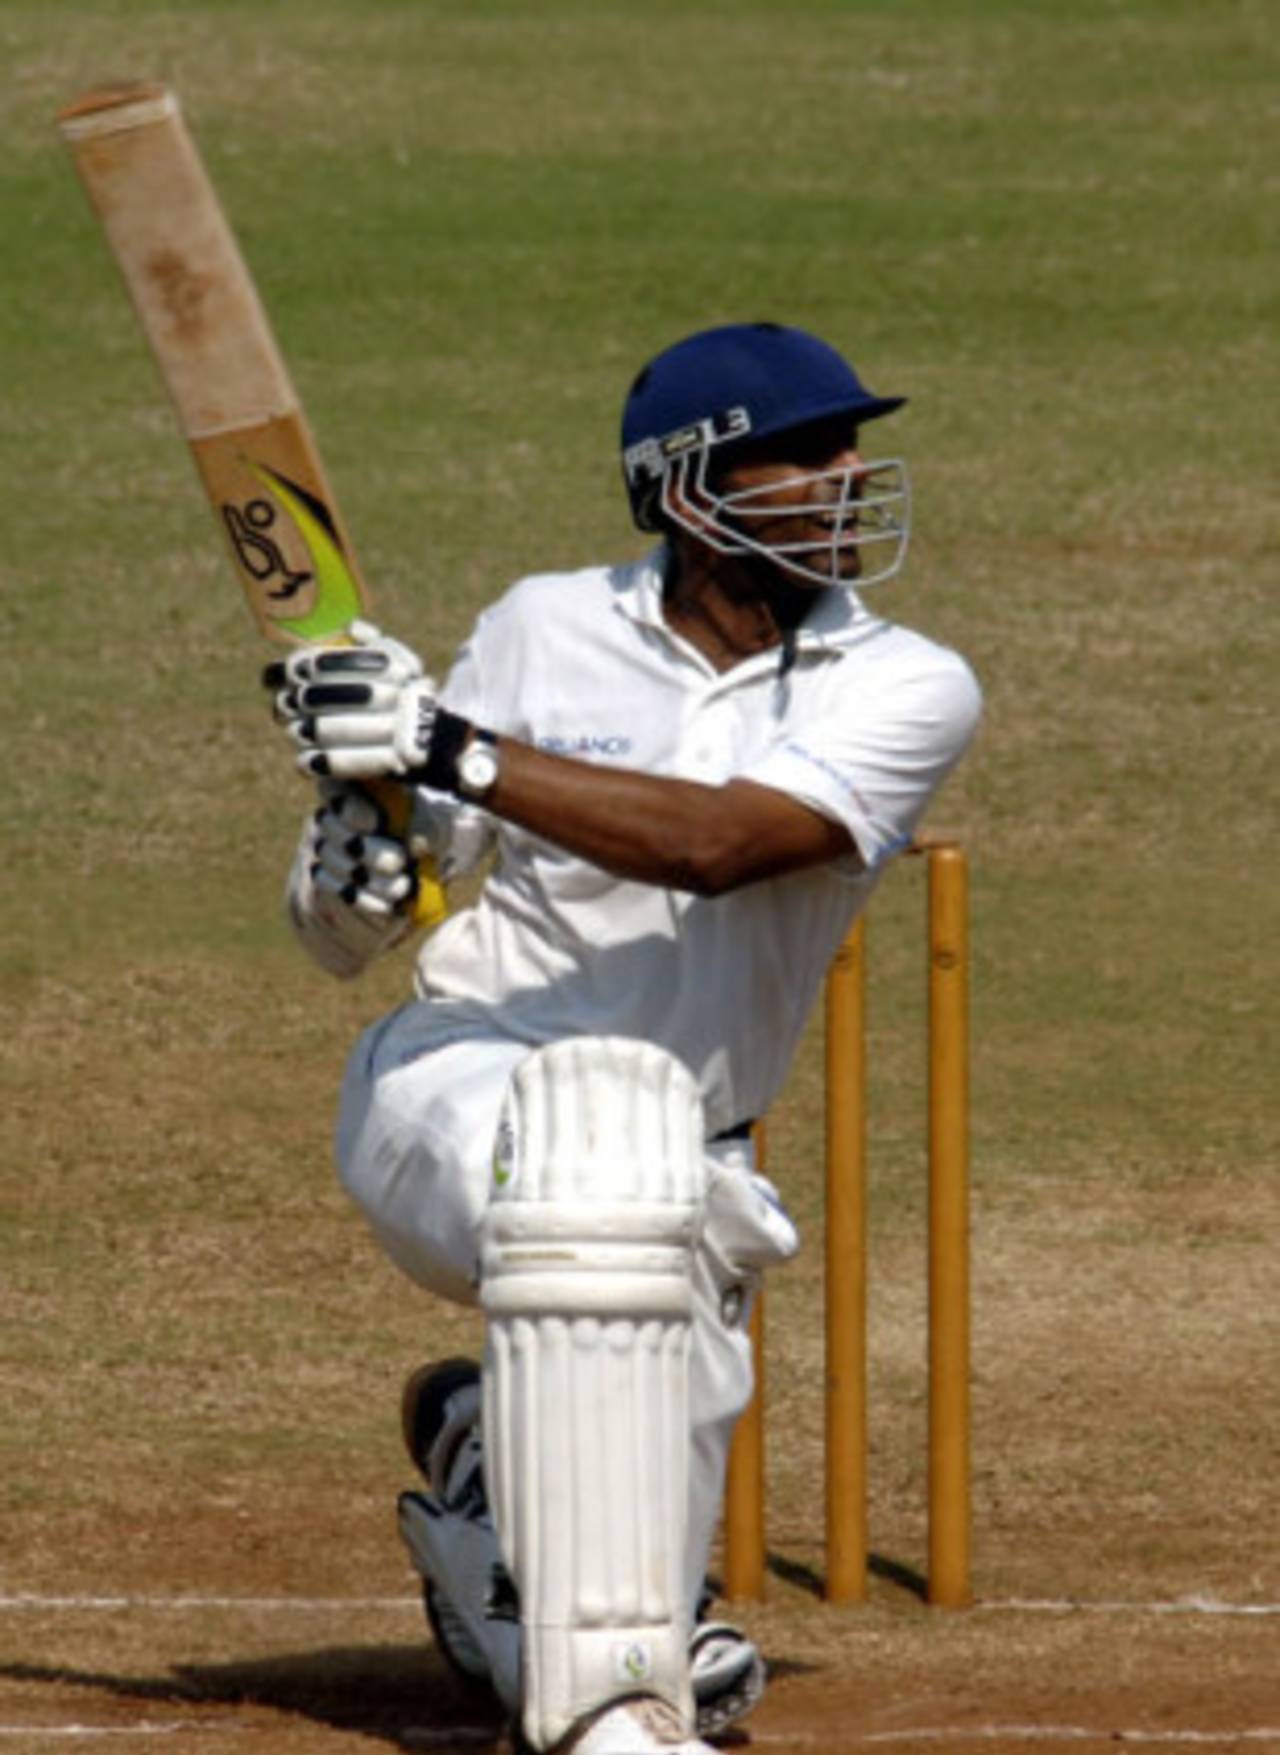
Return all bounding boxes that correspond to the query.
[612,544,672,632]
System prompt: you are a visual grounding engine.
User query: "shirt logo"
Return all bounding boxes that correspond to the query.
[537,733,634,758]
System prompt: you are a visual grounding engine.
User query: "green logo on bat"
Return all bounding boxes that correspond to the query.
[221,460,362,641]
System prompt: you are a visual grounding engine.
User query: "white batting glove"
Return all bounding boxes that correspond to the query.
[286,782,419,979]
[312,783,419,916]
[265,620,441,781]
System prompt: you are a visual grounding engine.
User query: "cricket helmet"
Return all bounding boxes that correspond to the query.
[621,322,910,589]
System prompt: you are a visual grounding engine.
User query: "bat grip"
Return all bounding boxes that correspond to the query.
[367,777,448,930]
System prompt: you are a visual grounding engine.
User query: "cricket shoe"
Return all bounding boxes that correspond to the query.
[398,1357,521,1709]
[400,1356,488,1518]
[399,1359,766,1737]
[686,1621,765,1739]
[540,1696,718,1755]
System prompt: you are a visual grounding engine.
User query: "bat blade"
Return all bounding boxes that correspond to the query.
[57,83,365,645]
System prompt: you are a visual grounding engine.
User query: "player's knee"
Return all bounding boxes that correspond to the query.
[488,1035,705,1206]
[481,1036,707,1298]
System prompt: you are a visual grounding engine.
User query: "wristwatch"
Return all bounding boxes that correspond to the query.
[456,729,500,801]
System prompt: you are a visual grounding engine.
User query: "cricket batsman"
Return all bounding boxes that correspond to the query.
[266,323,982,1755]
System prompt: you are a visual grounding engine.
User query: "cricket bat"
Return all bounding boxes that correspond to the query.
[57,82,445,927]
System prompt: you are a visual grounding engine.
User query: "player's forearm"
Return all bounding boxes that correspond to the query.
[486,739,740,894]
[483,740,858,895]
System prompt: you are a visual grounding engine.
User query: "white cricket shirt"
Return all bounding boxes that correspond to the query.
[416,547,981,1135]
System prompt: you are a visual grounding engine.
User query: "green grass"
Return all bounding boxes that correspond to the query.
[1,0,1277,1707]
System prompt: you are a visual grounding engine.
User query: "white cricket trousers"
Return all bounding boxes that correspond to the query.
[334,1000,799,1612]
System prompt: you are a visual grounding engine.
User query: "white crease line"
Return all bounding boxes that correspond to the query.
[1,1593,1277,1616]
[977,1598,1280,1618]
[0,1728,234,1741]
[0,1726,499,1749]
[748,1733,1280,1749]
[859,1732,1280,1747]
[0,1594,419,1611]
[10,1729,1270,1749]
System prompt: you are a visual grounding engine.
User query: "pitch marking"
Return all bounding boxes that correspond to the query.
[978,1598,1280,1618]
[3,1592,1277,1616]
[0,1594,419,1611]
[746,1733,1280,1749]
[857,1730,1280,1747]
[0,1728,231,1741]
[7,1729,1276,1748]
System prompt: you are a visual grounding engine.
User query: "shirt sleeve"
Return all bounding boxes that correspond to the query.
[437,625,488,720]
[739,645,983,872]
[437,589,525,729]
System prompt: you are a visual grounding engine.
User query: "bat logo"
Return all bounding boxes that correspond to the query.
[221,461,362,641]
[222,495,312,600]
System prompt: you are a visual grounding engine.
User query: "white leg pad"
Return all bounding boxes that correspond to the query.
[480,1038,707,1752]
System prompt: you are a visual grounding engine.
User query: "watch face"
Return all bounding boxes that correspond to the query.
[459,740,499,796]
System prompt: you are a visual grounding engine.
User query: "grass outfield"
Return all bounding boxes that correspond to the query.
[1,2,1277,1746]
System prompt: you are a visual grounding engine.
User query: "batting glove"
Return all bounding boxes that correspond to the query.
[266,620,442,781]
[312,783,419,917]
[286,782,419,979]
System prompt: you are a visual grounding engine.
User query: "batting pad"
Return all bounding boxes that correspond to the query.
[480,1037,707,1751]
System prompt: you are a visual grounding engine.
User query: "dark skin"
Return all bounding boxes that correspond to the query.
[470,420,868,898]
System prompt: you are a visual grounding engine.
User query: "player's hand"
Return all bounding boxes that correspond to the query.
[285,782,420,980]
[265,620,441,780]
[310,782,419,919]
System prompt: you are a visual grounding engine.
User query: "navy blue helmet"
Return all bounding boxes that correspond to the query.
[621,322,910,589]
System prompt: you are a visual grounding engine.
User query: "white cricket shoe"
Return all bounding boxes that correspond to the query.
[555,1696,717,1755]
[687,1621,765,1737]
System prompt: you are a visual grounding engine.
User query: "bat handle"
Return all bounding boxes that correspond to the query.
[367,777,449,930]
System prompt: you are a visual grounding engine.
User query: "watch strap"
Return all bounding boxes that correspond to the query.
[414,707,472,793]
